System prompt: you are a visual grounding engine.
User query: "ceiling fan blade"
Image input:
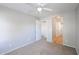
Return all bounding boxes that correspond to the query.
[43,8,52,11]
[36,3,47,7]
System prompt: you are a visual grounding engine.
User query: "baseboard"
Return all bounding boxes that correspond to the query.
[1,40,38,55]
[63,44,76,48]
[75,48,79,55]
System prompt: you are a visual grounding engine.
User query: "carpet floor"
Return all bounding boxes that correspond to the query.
[5,39,77,55]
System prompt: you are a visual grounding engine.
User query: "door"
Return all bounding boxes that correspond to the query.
[53,16,63,45]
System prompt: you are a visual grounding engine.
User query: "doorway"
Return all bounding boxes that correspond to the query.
[41,20,48,40]
[53,16,63,45]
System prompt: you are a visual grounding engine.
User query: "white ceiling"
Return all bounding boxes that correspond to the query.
[0,3,78,19]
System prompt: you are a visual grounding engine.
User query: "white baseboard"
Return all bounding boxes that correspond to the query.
[1,40,37,55]
[63,43,76,48]
[75,48,79,55]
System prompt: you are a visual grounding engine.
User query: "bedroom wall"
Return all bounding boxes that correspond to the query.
[0,5,37,54]
[59,11,76,48]
[75,4,79,54]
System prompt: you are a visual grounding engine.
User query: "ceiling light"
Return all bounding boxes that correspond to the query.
[37,7,42,12]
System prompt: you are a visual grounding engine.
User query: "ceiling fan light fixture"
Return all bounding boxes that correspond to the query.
[37,7,42,12]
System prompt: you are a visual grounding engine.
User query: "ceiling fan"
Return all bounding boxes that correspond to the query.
[36,3,53,12]
[37,3,52,12]
[27,3,53,13]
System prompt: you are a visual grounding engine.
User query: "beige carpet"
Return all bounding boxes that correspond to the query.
[5,39,77,55]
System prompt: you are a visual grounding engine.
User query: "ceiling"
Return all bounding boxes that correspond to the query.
[0,3,78,19]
